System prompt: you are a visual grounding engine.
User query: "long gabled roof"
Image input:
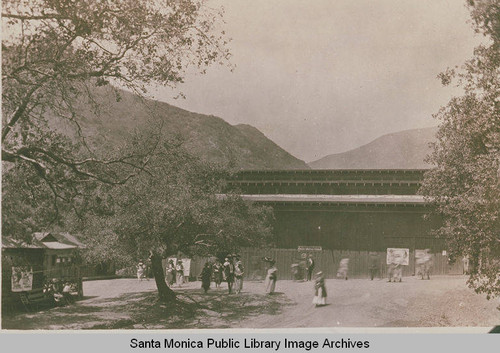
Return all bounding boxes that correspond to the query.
[238,194,426,205]
[3,232,85,249]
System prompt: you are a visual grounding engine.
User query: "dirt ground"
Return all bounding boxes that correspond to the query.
[2,275,499,330]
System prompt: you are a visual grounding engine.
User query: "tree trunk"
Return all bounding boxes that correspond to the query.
[150,253,176,302]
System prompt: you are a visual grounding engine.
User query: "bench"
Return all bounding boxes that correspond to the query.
[19,288,54,311]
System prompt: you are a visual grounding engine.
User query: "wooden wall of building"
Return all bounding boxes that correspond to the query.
[183,248,464,282]
[238,248,463,280]
[272,206,443,252]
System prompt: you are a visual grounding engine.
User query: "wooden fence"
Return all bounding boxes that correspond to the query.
[174,248,465,281]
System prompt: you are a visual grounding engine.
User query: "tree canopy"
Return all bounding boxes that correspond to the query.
[2,0,231,236]
[77,142,273,301]
[420,0,500,300]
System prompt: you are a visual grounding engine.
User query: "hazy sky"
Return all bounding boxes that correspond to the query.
[151,0,481,162]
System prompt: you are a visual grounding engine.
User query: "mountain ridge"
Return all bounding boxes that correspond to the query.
[309,127,438,169]
[61,85,309,170]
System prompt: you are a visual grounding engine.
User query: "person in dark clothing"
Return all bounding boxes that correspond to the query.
[166,259,176,286]
[223,257,235,294]
[212,260,223,288]
[200,262,212,294]
[306,255,315,281]
[369,252,379,280]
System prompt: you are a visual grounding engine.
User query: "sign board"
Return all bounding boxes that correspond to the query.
[11,266,33,292]
[181,258,191,277]
[298,246,322,251]
[386,248,409,266]
[415,249,432,265]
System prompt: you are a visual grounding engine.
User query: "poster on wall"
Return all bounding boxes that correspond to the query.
[415,249,432,264]
[386,248,409,265]
[11,266,33,292]
[181,258,191,278]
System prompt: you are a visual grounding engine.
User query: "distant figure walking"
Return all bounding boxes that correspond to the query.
[265,260,278,294]
[291,263,302,281]
[166,259,176,286]
[337,258,349,280]
[213,260,223,288]
[462,256,470,275]
[387,263,402,282]
[234,259,244,294]
[200,262,212,294]
[306,255,315,281]
[312,271,327,307]
[175,260,184,287]
[136,260,146,281]
[369,252,379,280]
[223,257,235,293]
[416,249,432,280]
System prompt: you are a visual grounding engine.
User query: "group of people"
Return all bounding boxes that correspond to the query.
[290,254,316,282]
[198,255,245,294]
[43,279,76,305]
[267,255,327,306]
[165,259,185,287]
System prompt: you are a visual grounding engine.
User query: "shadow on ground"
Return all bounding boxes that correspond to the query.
[2,288,295,330]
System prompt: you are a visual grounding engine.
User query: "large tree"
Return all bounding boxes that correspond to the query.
[78,142,274,301]
[420,0,500,300]
[2,0,231,237]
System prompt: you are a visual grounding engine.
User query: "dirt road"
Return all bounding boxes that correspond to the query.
[2,275,499,329]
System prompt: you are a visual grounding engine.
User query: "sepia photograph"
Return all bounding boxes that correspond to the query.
[1,0,499,334]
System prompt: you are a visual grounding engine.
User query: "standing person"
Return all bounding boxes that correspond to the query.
[212,260,223,288]
[175,259,184,287]
[306,255,315,281]
[291,263,300,281]
[312,271,327,307]
[136,260,146,281]
[62,282,74,304]
[265,260,278,294]
[416,249,432,280]
[223,257,235,293]
[166,259,176,286]
[369,252,379,280]
[200,262,212,294]
[462,256,470,275]
[234,259,244,294]
[337,258,349,280]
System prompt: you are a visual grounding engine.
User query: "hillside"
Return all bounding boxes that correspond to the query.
[59,85,309,170]
[309,127,438,169]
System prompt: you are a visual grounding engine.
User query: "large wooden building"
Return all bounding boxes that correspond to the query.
[228,169,443,252]
[227,169,460,279]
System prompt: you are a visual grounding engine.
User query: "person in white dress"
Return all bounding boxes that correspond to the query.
[264,260,278,294]
[312,271,327,307]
